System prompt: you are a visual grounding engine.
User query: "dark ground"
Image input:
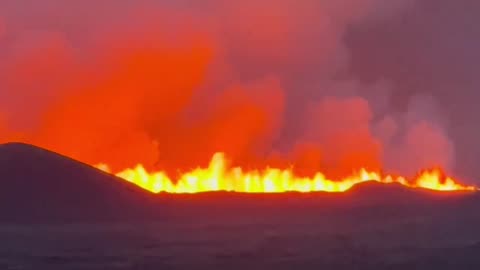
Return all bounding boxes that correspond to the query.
[1,143,480,269]
[2,202,480,270]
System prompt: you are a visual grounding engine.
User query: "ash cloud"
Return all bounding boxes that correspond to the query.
[0,0,463,178]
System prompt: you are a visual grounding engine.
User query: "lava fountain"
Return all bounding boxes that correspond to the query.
[97,153,477,194]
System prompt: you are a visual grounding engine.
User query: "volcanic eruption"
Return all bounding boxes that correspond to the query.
[3,1,480,269]
[0,0,477,196]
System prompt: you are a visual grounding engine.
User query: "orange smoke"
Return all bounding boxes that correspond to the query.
[26,31,214,172]
[97,152,476,193]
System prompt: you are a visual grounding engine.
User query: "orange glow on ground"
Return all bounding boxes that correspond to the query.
[97,153,477,194]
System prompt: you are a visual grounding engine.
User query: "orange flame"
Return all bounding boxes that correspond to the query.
[96,153,477,193]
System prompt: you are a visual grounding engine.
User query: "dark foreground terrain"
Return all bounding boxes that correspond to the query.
[1,143,480,269]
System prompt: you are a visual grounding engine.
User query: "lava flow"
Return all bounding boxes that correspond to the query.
[96,153,477,194]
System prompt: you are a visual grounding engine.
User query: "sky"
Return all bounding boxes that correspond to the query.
[0,0,478,181]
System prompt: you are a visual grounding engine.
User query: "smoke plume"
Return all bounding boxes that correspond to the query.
[0,0,459,178]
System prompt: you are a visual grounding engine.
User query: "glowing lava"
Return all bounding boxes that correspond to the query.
[97,153,476,194]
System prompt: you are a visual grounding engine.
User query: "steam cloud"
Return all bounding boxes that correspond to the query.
[0,0,455,178]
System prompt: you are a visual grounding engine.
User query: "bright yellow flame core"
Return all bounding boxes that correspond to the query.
[97,153,477,194]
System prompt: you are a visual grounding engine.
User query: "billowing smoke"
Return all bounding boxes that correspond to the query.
[0,0,457,178]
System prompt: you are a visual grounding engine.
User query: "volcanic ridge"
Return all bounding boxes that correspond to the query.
[0,142,477,223]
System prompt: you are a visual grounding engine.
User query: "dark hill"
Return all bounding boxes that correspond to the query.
[0,142,478,224]
[0,142,160,223]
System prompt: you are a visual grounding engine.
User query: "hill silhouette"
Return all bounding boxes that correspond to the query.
[0,142,160,223]
[0,142,478,224]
